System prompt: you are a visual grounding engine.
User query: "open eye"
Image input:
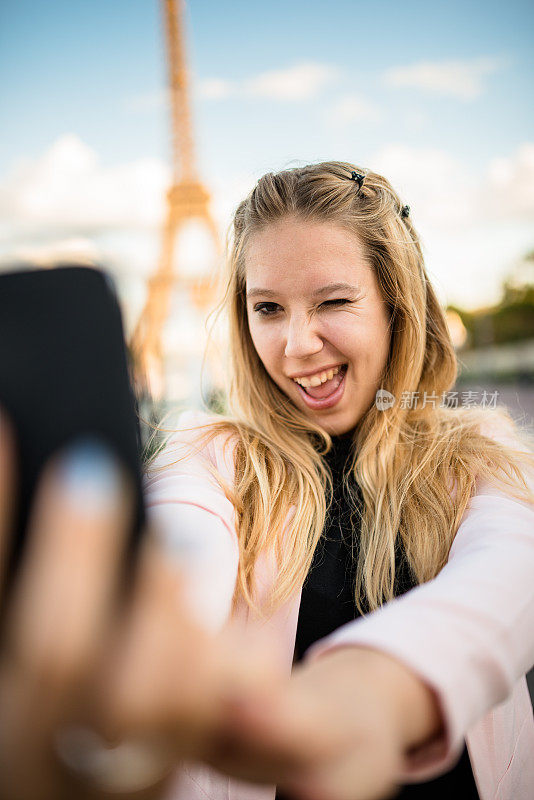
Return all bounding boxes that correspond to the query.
[253,302,280,317]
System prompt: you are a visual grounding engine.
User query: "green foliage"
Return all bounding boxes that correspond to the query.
[205,386,228,415]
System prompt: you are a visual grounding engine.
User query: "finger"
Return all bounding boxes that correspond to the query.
[0,407,17,601]
[5,438,133,703]
[95,539,284,764]
[95,536,221,746]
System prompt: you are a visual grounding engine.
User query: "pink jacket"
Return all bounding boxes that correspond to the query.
[144,409,534,800]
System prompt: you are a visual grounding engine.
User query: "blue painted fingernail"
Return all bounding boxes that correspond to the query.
[55,438,125,512]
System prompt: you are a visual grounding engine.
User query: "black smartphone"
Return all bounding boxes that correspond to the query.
[0,264,145,599]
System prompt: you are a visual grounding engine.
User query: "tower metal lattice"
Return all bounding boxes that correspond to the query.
[130,0,220,399]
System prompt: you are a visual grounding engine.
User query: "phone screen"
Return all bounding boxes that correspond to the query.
[0,264,145,597]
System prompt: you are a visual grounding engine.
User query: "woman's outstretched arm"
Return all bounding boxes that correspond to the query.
[201,423,534,799]
[204,643,443,800]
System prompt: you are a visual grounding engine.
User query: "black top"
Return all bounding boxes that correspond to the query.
[276,431,479,800]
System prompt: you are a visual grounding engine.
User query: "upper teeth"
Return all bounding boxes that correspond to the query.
[293,365,342,388]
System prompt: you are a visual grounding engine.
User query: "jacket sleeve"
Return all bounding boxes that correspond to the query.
[142,409,239,633]
[306,417,534,781]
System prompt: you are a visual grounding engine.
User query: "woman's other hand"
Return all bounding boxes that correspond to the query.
[206,646,444,800]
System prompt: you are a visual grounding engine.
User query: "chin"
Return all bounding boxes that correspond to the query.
[314,411,360,435]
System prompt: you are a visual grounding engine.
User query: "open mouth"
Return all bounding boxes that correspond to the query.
[298,364,347,397]
[294,364,348,409]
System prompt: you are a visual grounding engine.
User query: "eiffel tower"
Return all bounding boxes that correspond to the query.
[130,0,220,400]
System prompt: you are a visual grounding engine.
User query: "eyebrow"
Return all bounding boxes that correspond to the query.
[246,282,362,300]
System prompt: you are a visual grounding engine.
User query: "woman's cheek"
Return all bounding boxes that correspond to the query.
[267,324,285,353]
[327,318,361,354]
[249,324,277,367]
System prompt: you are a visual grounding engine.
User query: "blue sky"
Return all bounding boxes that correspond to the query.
[1,0,533,312]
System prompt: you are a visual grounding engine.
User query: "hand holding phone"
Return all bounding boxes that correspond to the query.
[0,411,142,799]
[0,265,244,798]
[0,404,252,799]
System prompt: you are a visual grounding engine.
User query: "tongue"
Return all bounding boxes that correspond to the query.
[304,369,344,399]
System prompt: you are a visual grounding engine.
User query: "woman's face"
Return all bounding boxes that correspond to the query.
[245,217,392,436]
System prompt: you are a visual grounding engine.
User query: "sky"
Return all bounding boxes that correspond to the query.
[1,0,533,317]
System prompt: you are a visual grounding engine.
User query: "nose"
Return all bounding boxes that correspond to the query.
[284,314,324,360]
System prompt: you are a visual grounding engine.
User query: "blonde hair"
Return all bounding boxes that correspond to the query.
[151,161,534,616]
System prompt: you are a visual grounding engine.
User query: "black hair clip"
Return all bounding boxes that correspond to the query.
[350,171,365,191]
[401,205,410,218]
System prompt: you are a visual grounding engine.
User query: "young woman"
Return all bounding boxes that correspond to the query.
[144,161,534,800]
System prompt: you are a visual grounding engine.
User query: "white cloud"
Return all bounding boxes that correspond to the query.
[0,134,168,234]
[372,143,477,228]
[243,62,339,101]
[198,77,234,100]
[0,134,243,286]
[326,93,382,127]
[368,142,534,308]
[2,136,532,311]
[383,57,506,101]
[0,133,172,284]
[483,143,534,220]
[126,62,340,110]
[371,141,534,233]
[197,62,339,102]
